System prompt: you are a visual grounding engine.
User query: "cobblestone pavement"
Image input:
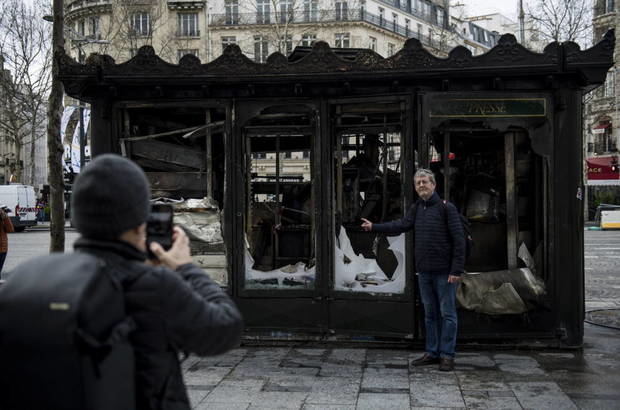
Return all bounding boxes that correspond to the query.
[182,341,620,409]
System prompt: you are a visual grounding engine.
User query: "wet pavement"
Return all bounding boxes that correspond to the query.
[180,325,620,410]
[181,229,620,409]
[3,229,620,408]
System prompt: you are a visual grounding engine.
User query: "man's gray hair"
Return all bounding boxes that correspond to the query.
[414,168,436,185]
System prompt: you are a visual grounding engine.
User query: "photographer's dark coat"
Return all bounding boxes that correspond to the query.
[75,238,243,410]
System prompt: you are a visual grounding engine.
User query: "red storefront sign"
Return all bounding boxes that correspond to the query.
[586,155,620,185]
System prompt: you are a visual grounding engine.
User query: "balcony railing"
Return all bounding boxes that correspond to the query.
[176,29,201,37]
[66,0,112,13]
[210,9,439,49]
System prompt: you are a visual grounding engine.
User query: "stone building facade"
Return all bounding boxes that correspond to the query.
[584,0,619,216]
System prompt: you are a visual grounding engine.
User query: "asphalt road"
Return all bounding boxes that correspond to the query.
[1,229,80,278]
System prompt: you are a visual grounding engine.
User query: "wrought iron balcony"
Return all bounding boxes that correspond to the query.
[210,9,438,49]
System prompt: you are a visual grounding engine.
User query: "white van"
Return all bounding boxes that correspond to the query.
[0,184,38,232]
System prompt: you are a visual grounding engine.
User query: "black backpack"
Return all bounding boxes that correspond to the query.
[0,253,136,410]
[413,200,474,261]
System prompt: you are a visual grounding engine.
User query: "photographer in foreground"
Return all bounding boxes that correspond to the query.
[0,154,243,410]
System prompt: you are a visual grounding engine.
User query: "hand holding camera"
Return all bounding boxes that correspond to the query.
[146,204,193,270]
[149,226,193,271]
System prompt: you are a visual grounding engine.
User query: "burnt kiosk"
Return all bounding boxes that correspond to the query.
[59,31,614,347]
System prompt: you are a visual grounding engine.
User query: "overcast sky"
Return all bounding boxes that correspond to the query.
[458,0,522,21]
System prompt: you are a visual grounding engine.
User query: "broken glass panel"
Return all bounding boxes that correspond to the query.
[332,101,406,294]
[243,106,316,289]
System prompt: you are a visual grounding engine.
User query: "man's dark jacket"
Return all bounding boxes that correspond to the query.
[74,238,243,410]
[371,192,465,275]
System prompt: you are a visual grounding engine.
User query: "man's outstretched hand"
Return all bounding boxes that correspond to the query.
[360,218,373,232]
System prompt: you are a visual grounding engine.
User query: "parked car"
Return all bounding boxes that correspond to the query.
[0,185,38,232]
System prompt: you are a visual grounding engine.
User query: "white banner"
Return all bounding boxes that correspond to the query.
[70,107,91,173]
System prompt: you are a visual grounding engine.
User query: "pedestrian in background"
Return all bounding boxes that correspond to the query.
[361,168,465,371]
[0,205,14,276]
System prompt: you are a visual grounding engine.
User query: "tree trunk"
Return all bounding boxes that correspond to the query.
[47,0,65,252]
[30,127,36,186]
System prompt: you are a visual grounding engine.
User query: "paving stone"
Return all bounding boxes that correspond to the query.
[362,367,409,390]
[318,362,363,377]
[410,367,460,386]
[187,387,211,408]
[494,356,546,376]
[410,381,465,407]
[204,386,259,403]
[455,371,510,391]
[194,401,250,410]
[328,348,367,364]
[461,389,522,409]
[218,379,266,390]
[249,391,308,409]
[453,353,496,368]
[292,348,326,356]
[509,381,578,410]
[305,377,360,405]
[183,366,231,385]
[356,392,410,409]
[302,405,355,410]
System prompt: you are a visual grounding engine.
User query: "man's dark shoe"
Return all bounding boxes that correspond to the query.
[438,357,455,371]
[412,353,440,366]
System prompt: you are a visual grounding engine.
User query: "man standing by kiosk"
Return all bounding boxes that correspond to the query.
[361,168,464,371]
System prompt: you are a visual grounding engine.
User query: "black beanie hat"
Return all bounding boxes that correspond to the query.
[71,154,150,239]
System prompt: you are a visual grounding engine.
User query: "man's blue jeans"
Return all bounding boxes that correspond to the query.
[418,271,458,358]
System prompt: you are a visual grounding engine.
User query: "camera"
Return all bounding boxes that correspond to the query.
[146,204,174,258]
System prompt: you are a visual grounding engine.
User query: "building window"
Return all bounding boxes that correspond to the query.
[254,35,269,63]
[280,0,293,23]
[304,0,318,22]
[405,18,410,37]
[607,0,615,13]
[301,33,317,46]
[422,0,431,18]
[387,42,395,56]
[279,34,293,55]
[335,32,350,48]
[177,49,199,61]
[379,8,385,26]
[130,12,151,36]
[257,0,271,24]
[88,16,100,39]
[393,13,398,32]
[221,36,236,53]
[225,0,239,25]
[369,36,377,51]
[177,13,199,37]
[77,19,85,36]
[436,7,445,26]
[336,1,348,21]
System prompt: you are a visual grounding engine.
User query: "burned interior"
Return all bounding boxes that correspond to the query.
[242,104,316,289]
[332,100,408,293]
[58,31,614,345]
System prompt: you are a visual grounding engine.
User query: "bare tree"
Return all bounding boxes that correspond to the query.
[0,0,52,185]
[47,0,65,252]
[527,0,592,47]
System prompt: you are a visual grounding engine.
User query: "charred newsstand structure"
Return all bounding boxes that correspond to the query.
[59,31,614,347]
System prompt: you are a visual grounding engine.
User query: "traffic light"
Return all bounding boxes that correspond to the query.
[611,156,619,173]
